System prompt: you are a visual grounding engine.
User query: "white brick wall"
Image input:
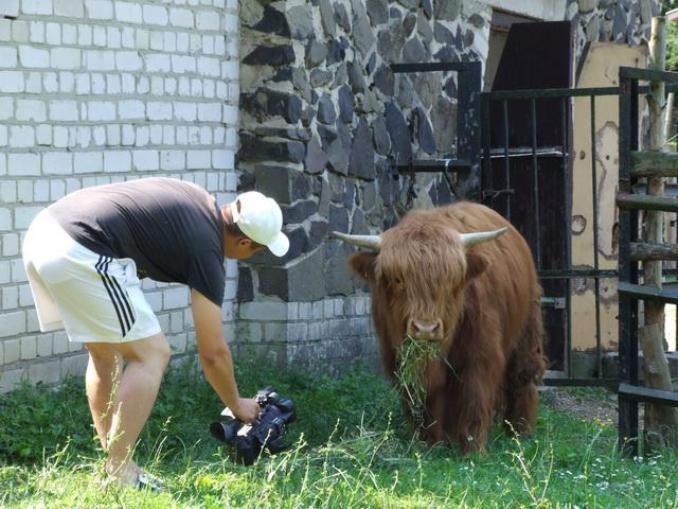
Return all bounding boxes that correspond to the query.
[0,0,239,392]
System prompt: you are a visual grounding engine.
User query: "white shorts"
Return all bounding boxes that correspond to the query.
[22,210,162,343]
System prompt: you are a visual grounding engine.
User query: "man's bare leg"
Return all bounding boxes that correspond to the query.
[85,343,123,450]
[96,332,171,484]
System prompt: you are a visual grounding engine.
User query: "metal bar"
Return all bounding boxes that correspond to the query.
[396,160,471,172]
[531,97,541,269]
[618,383,678,407]
[481,94,492,206]
[562,95,573,379]
[618,281,678,305]
[391,62,469,73]
[616,193,678,212]
[539,269,618,279]
[457,61,482,200]
[486,86,621,100]
[483,84,675,101]
[503,99,511,220]
[590,95,603,379]
[620,66,678,84]
[617,74,639,457]
[543,378,618,388]
[487,146,564,158]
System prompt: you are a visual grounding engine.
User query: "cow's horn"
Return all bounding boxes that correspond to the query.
[460,227,508,247]
[330,231,382,251]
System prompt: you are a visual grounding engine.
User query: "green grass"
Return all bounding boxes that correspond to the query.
[1,360,677,508]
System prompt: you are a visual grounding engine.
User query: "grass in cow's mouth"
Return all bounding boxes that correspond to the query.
[395,335,442,425]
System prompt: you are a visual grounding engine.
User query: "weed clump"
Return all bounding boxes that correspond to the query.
[394,335,441,425]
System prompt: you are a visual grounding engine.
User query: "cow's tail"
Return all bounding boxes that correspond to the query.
[511,287,547,386]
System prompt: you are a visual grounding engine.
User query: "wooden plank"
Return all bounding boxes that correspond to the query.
[631,151,678,177]
[618,281,678,305]
[616,192,678,212]
[618,383,678,407]
[630,242,678,261]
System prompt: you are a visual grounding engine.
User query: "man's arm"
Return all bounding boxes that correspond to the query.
[190,289,259,422]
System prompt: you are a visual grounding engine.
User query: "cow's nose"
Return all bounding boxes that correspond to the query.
[407,319,442,339]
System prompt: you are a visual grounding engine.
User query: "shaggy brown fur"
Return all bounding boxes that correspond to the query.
[348,202,546,454]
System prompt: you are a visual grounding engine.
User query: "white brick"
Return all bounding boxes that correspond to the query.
[0,233,16,256]
[3,285,18,309]
[62,23,76,44]
[118,99,144,120]
[53,332,68,354]
[36,124,51,145]
[143,4,168,25]
[51,48,81,70]
[74,151,102,173]
[239,301,287,321]
[149,124,162,144]
[106,74,121,94]
[163,287,189,309]
[55,0,84,17]
[145,53,170,73]
[20,335,36,360]
[169,8,193,28]
[29,359,61,385]
[223,104,238,125]
[49,100,78,121]
[43,71,58,92]
[0,181,15,203]
[12,207,43,228]
[9,126,34,147]
[115,50,141,71]
[61,353,88,377]
[121,26,134,48]
[36,335,52,357]
[0,98,12,120]
[0,208,10,230]
[160,150,184,171]
[103,150,131,172]
[196,11,220,31]
[12,20,29,43]
[1,312,25,338]
[9,153,39,176]
[133,150,159,171]
[198,103,221,122]
[187,150,210,169]
[92,25,106,46]
[34,180,49,201]
[107,26,120,48]
[22,0,52,15]
[43,152,73,175]
[85,0,112,19]
[150,75,163,95]
[149,31,163,51]
[190,78,202,97]
[114,1,141,23]
[19,45,49,68]
[176,32,188,52]
[53,125,69,147]
[0,21,10,43]
[0,0,19,17]
[135,126,148,146]
[121,124,134,145]
[213,150,233,170]
[198,56,220,77]
[135,28,149,49]
[45,22,61,45]
[0,47,18,68]
[85,50,115,71]
[171,55,195,73]
[147,101,172,120]
[3,338,20,363]
[87,100,115,121]
[78,24,92,45]
[121,73,134,93]
[174,102,196,121]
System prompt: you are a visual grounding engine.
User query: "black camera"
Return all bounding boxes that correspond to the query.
[209,386,296,465]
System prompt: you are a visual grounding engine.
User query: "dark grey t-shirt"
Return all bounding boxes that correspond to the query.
[48,177,225,305]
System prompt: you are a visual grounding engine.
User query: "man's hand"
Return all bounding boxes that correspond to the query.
[232,397,261,424]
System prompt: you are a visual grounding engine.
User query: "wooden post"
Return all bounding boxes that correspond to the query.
[642,16,678,449]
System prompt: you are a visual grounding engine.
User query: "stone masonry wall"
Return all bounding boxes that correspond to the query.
[0,0,239,392]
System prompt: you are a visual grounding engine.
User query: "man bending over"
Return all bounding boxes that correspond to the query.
[22,177,289,488]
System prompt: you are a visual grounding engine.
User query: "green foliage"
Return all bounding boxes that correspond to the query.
[667,18,678,71]
[1,363,678,508]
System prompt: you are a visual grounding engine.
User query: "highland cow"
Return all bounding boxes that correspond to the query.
[332,201,546,453]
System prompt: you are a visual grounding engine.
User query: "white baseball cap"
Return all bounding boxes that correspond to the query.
[230,191,290,257]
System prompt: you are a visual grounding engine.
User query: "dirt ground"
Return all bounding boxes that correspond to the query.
[540,387,618,424]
